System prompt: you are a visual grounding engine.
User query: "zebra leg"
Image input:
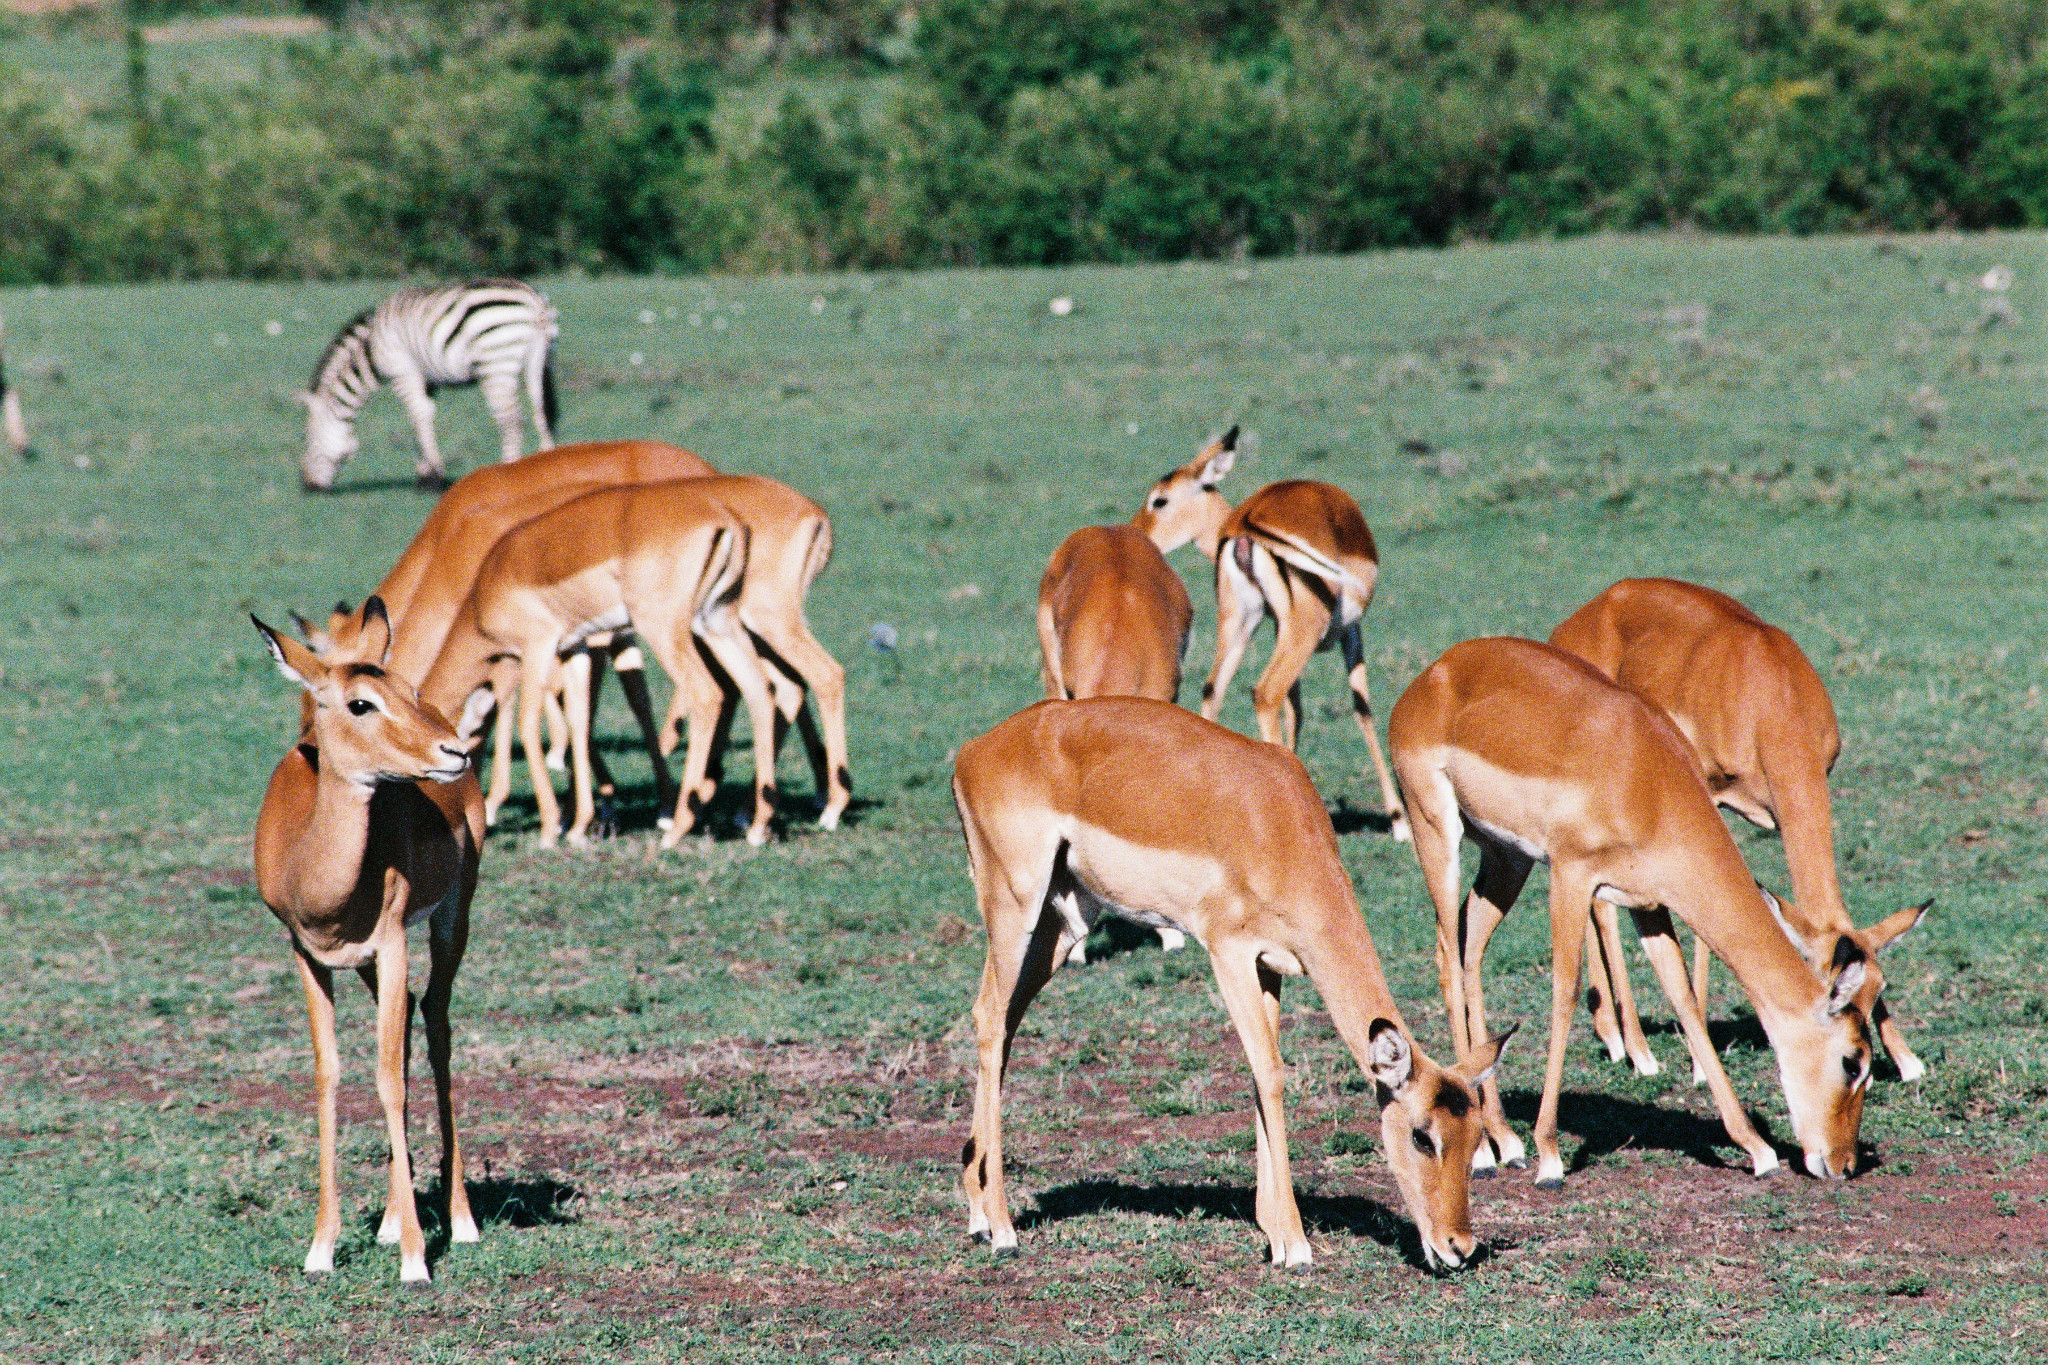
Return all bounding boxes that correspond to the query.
[479,372,527,465]
[526,338,557,450]
[387,371,445,485]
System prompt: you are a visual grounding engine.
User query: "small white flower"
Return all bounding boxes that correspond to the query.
[213,334,229,347]
[712,316,728,331]
[264,320,283,336]
[811,297,827,315]
[629,352,644,366]
[1981,266,2015,292]
[639,309,657,325]
[1049,296,1075,317]
[1125,422,1140,436]
[688,313,702,327]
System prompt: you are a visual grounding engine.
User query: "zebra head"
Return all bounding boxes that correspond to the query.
[299,390,359,491]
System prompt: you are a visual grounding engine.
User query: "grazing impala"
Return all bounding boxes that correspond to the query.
[415,480,783,847]
[1034,524,1194,961]
[953,699,1510,1271]
[1548,578,1929,1082]
[252,599,485,1286]
[1390,638,1877,1187]
[1134,428,1408,839]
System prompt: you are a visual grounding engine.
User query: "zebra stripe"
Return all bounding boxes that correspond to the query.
[302,279,559,491]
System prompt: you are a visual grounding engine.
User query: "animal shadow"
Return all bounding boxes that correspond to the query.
[1497,1086,1782,1174]
[349,1176,582,1268]
[1328,798,1396,837]
[1017,1178,1450,1272]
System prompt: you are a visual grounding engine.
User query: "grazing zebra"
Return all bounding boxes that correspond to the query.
[301,279,559,491]
[1,318,26,457]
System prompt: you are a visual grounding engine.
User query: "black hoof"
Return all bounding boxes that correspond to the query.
[1534,1177,1563,1192]
[1284,1261,1312,1276]
[402,1277,433,1293]
[1503,1157,1529,1171]
[970,1230,991,1245]
[991,1245,1020,1260]
[1471,1165,1496,1181]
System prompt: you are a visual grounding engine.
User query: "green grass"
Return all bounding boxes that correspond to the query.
[2,231,2046,1361]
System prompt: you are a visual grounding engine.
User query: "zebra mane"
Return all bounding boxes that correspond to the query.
[308,306,377,393]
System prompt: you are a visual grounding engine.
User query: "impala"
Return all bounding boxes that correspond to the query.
[1549,578,1928,1082]
[1134,428,1407,840]
[301,444,720,810]
[1389,637,1876,1187]
[415,480,783,846]
[953,698,1510,1271]
[1034,523,1195,961]
[252,599,486,1285]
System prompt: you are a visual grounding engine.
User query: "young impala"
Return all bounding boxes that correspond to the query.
[1548,578,1929,1081]
[953,698,1510,1271]
[252,598,486,1286]
[1134,428,1408,839]
[1389,637,1876,1187]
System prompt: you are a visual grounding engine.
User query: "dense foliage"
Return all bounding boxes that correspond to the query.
[2,0,2043,280]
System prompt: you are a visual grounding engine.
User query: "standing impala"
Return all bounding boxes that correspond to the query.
[1549,578,1929,1081]
[1389,637,1877,1187]
[416,480,783,847]
[1134,428,1408,839]
[252,599,485,1286]
[953,699,1510,1271]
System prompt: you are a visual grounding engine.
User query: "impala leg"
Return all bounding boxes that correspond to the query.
[1201,543,1264,723]
[1533,866,1598,1189]
[1338,623,1408,841]
[370,929,429,1284]
[560,650,597,846]
[1631,909,1777,1176]
[386,371,443,484]
[425,885,476,1245]
[1690,931,1715,1086]
[541,673,572,773]
[291,948,343,1276]
[610,643,679,818]
[1874,1000,1925,1082]
[962,867,1066,1254]
[1213,953,1311,1267]
[579,646,623,834]
[1589,900,1661,1076]
[645,622,726,845]
[749,621,850,830]
[482,664,517,827]
[518,653,564,845]
[693,617,780,846]
[1460,848,1530,1172]
[1251,586,1326,750]
[1584,909,1626,1063]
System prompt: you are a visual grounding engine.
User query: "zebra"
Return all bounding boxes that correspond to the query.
[1,317,26,457]
[301,279,560,491]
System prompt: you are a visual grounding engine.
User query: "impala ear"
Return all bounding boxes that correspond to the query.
[1197,431,1238,488]
[1865,898,1932,952]
[455,684,497,749]
[253,615,324,690]
[356,596,393,667]
[1825,936,1869,1017]
[1367,1018,1414,1097]
[1759,885,1805,950]
[1454,1022,1517,1090]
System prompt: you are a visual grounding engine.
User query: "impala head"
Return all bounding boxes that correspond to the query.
[1781,892,1930,1032]
[1368,1019,1511,1272]
[1760,890,1877,1179]
[299,390,358,491]
[1132,426,1238,559]
[254,597,470,788]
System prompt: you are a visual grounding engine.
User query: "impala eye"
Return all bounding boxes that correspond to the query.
[347,698,376,717]
[1149,496,1168,509]
[1411,1128,1436,1158]
[1842,1054,1867,1087]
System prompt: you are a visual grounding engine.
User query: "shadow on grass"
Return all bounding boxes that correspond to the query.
[1328,798,1398,838]
[1496,1085,1783,1174]
[352,1176,583,1271]
[311,475,443,496]
[1016,1178,1461,1272]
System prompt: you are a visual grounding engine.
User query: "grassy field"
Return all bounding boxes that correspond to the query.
[2,230,2046,1362]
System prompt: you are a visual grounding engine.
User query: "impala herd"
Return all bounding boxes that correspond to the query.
[252,428,1927,1285]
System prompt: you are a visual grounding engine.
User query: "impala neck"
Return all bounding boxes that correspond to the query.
[280,746,380,916]
[419,602,501,724]
[1679,858,1830,1028]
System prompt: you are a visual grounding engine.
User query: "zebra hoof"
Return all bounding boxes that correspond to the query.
[415,471,450,493]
